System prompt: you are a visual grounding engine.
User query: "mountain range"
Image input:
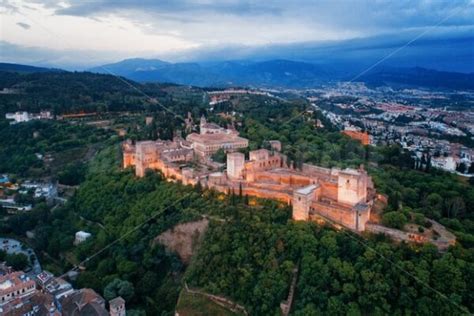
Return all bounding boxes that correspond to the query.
[0,63,63,74]
[88,58,474,90]
[89,59,332,88]
[1,60,473,90]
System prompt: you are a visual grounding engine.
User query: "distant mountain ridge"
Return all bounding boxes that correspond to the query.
[89,58,474,90]
[90,58,170,77]
[0,62,63,74]
[89,58,330,88]
[2,60,473,91]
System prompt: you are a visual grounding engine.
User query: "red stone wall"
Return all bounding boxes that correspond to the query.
[123,152,135,168]
[311,201,357,230]
[342,130,370,145]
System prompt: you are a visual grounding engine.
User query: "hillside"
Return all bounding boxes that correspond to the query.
[0,70,204,115]
[4,61,473,91]
[89,58,171,77]
[0,70,473,315]
[0,62,63,74]
[88,58,474,90]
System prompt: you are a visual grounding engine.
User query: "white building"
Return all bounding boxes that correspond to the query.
[5,111,53,124]
[5,112,30,123]
[74,231,91,245]
[432,156,457,172]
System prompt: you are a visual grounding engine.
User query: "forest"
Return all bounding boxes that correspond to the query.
[0,71,473,315]
[0,71,204,116]
[1,146,210,315]
[0,119,115,180]
[2,143,472,315]
[187,194,474,315]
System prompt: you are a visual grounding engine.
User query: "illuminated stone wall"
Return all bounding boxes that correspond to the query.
[292,185,318,221]
[337,169,368,206]
[227,152,245,179]
[123,140,375,232]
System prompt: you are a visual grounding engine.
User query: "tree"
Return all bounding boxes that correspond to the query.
[6,253,29,270]
[468,163,474,174]
[211,148,226,163]
[423,193,443,218]
[104,278,135,301]
[445,197,466,218]
[58,162,86,185]
[138,271,159,294]
[456,162,467,174]
[382,211,407,229]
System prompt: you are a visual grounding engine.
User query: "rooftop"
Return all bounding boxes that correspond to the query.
[340,168,361,176]
[109,296,125,307]
[60,289,107,316]
[186,132,248,145]
[295,185,318,195]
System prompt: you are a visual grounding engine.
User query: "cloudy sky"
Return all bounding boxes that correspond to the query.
[1,0,473,68]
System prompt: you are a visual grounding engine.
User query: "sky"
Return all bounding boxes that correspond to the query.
[1,0,473,69]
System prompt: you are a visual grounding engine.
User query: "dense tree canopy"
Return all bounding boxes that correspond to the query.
[0,71,473,315]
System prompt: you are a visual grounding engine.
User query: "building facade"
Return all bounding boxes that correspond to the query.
[122,122,376,231]
[185,117,248,158]
[0,272,36,306]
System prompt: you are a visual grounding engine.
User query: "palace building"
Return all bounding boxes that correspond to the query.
[185,116,248,157]
[123,119,375,231]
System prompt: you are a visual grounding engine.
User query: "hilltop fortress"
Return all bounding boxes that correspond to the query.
[123,117,375,231]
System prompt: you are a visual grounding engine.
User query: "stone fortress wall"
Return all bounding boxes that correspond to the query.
[122,119,375,232]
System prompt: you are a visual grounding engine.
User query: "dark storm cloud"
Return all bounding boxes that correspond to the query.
[2,0,473,71]
[51,0,474,31]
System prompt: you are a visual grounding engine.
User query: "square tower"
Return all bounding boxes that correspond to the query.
[109,296,126,316]
[135,141,158,177]
[337,168,368,206]
[292,184,318,221]
[227,152,245,179]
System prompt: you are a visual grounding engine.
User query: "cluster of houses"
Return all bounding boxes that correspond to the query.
[0,235,122,316]
[0,177,58,213]
[399,135,474,175]
[0,269,125,316]
[314,99,474,176]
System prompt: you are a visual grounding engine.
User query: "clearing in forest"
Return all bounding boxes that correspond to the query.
[155,218,209,264]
